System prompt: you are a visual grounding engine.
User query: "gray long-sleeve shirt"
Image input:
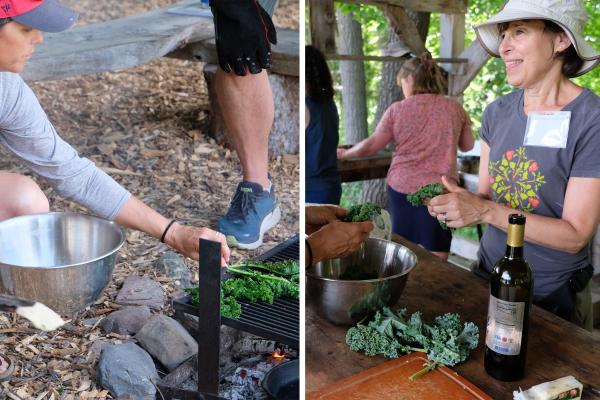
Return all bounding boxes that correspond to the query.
[0,72,131,220]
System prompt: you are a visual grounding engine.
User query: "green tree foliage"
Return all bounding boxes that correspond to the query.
[446,0,600,135]
[310,0,600,140]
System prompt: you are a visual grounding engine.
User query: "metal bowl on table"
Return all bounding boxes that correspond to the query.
[306,238,417,325]
[0,212,125,315]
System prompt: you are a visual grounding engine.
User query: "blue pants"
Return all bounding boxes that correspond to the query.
[387,185,452,252]
[306,185,342,205]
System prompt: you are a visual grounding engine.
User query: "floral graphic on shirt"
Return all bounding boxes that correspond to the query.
[488,147,546,212]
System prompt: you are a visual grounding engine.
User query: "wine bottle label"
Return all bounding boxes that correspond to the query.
[485,295,525,356]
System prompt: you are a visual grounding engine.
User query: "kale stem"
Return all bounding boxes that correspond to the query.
[409,347,427,353]
[408,361,438,381]
[226,265,288,284]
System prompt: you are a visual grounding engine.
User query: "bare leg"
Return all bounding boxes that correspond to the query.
[0,172,49,220]
[215,69,273,188]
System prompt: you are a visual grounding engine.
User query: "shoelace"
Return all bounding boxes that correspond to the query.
[227,188,258,223]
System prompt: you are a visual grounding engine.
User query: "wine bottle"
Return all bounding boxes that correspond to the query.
[484,213,533,381]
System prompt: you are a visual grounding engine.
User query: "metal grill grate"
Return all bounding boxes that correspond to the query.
[255,235,300,263]
[172,234,300,347]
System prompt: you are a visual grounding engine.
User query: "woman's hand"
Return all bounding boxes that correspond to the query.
[337,147,349,159]
[306,205,347,234]
[307,220,373,265]
[165,223,231,266]
[427,176,491,228]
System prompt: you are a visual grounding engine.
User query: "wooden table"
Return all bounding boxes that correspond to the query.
[337,151,391,183]
[306,235,600,399]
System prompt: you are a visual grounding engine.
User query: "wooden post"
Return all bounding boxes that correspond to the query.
[450,41,491,96]
[440,13,465,97]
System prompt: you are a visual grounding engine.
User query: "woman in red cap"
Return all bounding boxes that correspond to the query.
[427,0,600,329]
[0,1,230,263]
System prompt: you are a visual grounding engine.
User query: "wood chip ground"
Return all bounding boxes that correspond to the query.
[0,0,298,397]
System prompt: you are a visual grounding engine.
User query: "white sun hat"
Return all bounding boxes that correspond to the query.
[473,0,600,76]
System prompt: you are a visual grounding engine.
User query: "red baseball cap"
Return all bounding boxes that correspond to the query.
[0,0,78,32]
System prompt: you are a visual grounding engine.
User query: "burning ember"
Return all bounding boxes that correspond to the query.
[269,349,286,365]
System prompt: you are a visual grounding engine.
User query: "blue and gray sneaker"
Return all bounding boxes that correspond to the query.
[218,181,281,249]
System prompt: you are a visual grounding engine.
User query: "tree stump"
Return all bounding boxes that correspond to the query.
[203,64,299,157]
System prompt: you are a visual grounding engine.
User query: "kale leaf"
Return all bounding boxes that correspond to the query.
[184,260,299,320]
[346,203,382,222]
[345,307,479,380]
[406,183,445,207]
[406,183,448,229]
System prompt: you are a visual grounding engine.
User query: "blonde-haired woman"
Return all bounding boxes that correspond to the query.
[338,53,474,260]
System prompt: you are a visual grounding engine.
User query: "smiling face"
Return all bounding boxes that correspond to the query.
[498,20,571,88]
[0,21,43,73]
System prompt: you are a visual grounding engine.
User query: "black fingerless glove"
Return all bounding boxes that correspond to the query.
[210,0,277,76]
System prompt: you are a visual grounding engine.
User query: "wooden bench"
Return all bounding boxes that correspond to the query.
[22,0,300,155]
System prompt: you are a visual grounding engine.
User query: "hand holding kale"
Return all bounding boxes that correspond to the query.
[346,203,382,222]
[406,183,449,229]
[407,183,446,206]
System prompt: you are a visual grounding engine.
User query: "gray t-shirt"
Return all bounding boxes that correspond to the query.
[0,72,131,220]
[479,88,600,300]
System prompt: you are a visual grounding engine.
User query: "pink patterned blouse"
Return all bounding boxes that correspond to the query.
[374,94,472,194]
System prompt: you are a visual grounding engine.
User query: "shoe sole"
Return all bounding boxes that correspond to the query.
[226,205,281,250]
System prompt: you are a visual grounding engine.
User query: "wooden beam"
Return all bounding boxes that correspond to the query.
[309,0,337,54]
[22,0,214,82]
[440,13,465,90]
[324,53,468,74]
[337,0,467,14]
[450,40,492,96]
[382,5,427,55]
[168,28,299,77]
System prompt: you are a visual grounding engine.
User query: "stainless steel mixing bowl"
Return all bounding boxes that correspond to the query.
[0,212,125,315]
[306,238,417,325]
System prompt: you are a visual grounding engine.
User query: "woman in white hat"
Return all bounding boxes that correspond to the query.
[0,0,230,265]
[427,0,600,329]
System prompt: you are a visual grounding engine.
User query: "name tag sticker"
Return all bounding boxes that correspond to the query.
[524,111,570,148]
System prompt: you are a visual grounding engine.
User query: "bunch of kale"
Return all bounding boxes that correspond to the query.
[346,307,479,380]
[406,183,448,229]
[346,203,382,222]
[184,260,299,319]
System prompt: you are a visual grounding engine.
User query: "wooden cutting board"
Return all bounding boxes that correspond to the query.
[307,352,493,400]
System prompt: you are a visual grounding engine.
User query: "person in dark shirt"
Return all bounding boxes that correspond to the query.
[305,45,342,205]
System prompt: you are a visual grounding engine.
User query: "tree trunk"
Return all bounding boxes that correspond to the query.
[360,10,430,206]
[337,10,368,145]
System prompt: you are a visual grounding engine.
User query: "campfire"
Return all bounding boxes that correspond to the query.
[159,236,300,400]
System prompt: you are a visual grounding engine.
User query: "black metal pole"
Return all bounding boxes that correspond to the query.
[197,238,222,396]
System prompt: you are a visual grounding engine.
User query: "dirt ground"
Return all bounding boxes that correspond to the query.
[0,1,299,398]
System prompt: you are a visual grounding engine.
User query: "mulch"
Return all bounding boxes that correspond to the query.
[0,0,298,398]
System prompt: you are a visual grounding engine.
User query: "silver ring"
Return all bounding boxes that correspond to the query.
[442,214,447,224]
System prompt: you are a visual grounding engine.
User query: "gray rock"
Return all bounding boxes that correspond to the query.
[87,340,111,364]
[136,314,198,371]
[155,251,193,288]
[97,342,158,399]
[115,276,164,310]
[100,306,152,335]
